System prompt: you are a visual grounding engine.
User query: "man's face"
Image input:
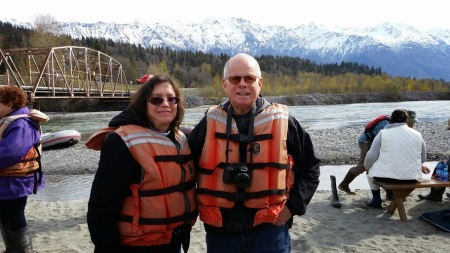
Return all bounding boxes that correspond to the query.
[222,56,262,115]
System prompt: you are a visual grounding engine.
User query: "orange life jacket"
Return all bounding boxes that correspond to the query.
[0,144,41,177]
[0,110,48,181]
[196,104,294,228]
[364,114,391,142]
[86,125,197,247]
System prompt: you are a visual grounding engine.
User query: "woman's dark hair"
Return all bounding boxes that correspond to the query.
[130,75,185,132]
[390,109,408,123]
[0,86,27,108]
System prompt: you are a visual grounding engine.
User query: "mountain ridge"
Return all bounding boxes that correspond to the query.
[5,18,450,81]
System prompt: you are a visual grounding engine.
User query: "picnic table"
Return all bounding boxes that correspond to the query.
[374,179,450,222]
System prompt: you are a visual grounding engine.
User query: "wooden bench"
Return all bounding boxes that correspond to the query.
[374,179,450,222]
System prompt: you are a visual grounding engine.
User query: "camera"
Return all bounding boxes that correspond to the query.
[223,164,252,189]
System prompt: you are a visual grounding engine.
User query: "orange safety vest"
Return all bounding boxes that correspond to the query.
[0,145,41,177]
[196,104,294,228]
[0,109,48,178]
[86,125,197,247]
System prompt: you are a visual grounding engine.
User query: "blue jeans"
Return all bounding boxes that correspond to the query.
[206,224,291,253]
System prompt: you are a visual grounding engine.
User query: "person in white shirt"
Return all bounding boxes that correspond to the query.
[364,109,430,208]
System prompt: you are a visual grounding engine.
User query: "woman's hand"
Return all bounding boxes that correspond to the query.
[421,164,431,174]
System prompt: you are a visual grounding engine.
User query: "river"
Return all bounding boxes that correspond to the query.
[30,100,449,201]
[41,100,449,141]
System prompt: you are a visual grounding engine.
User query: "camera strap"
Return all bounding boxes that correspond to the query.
[225,105,233,165]
[224,104,257,166]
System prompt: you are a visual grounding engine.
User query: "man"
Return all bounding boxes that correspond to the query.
[188,53,320,253]
[364,109,429,208]
[418,118,450,202]
[338,110,419,198]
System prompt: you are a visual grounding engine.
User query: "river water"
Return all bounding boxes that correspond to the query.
[40,100,449,141]
[31,100,449,201]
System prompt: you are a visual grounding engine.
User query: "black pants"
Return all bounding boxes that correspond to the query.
[0,196,28,231]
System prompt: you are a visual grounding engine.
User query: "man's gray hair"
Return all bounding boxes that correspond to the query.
[223,53,262,78]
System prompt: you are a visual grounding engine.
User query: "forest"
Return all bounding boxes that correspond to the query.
[0,17,448,98]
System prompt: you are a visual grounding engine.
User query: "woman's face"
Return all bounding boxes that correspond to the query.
[146,82,178,132]
[0,101,13,118]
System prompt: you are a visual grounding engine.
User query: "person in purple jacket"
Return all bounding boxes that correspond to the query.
[0,86,48,253]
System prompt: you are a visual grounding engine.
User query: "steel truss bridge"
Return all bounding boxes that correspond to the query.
[0,46,131,102]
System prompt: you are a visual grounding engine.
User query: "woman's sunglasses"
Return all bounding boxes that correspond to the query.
[147,97,180,105]
[225,75,258,85]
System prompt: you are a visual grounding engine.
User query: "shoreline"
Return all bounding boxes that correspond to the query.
[41,121,450,175]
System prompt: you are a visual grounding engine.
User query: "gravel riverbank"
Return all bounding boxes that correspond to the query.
[42,121,449,175]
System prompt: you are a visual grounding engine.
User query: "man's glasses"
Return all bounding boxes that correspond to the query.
[147,97,180,105]
[225,75,258,85]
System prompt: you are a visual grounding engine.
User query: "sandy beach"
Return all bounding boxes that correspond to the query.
[4,164,450,252]
[1,120,449,252]
[10,187,449,253]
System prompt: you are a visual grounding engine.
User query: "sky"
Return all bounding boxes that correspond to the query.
[2,0,449,30]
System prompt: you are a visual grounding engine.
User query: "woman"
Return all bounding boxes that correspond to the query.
[0,86,48,252]
[86,75,197,253]
[364,109,429,208]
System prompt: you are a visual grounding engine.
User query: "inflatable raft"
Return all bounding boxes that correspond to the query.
[41,130,81,149]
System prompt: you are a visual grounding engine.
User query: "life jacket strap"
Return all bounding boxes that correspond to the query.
[196,161,288,175]
[215,133,272,142]
[196,188,286,201]
[128,180,196,197]
[155,154,192,163]
[119,209,198,225]
[33,142,43,194]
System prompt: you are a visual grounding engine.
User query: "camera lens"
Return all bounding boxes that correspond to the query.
[234,172,251,188]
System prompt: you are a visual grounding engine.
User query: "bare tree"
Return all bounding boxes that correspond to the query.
[30,14,70,47]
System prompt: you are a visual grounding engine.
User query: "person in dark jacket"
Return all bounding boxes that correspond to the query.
[0,86,48,253]
[188,53,320,253]
[86,76,197,253]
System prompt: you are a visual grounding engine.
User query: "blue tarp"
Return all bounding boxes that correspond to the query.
[420,208,450,232]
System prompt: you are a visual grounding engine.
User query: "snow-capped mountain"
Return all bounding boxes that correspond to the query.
[6,18,450,81]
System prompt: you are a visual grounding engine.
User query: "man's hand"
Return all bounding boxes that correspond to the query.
[274,206,292,225]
